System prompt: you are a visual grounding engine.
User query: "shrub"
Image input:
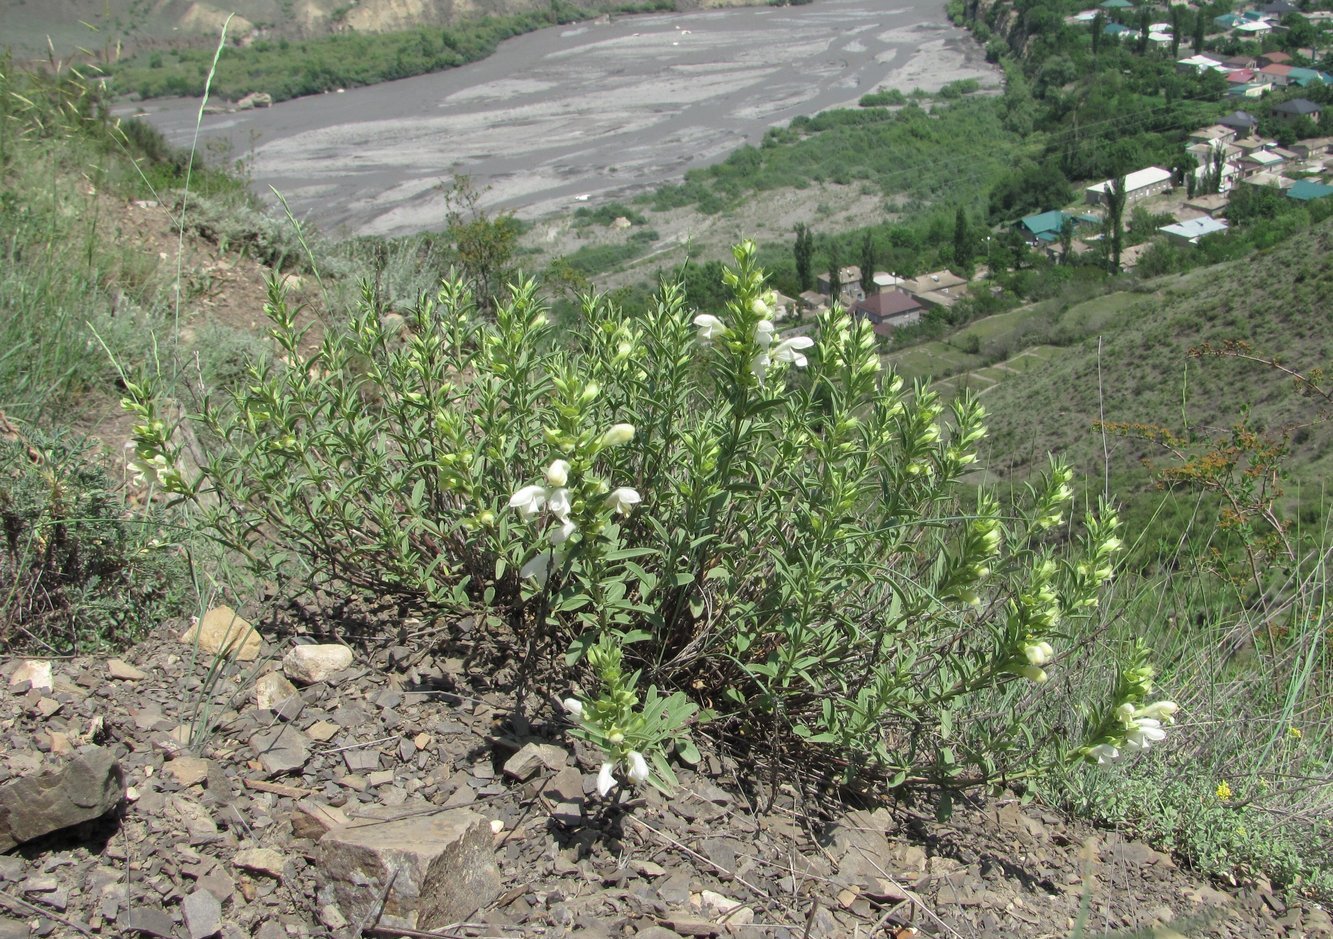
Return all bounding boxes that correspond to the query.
[128,244,1171,796]
[0,424,186,654]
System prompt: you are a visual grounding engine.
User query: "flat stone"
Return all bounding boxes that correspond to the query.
[0,918,27,939]
[282,645,353,685]
[0,746,123,852]
[305,721,340,743]
[502,742,568,782]
[165,757,211,788]
[122,906,177,937]
[107,659,148,681]
[232,847,286,879]
[317,805,499,931]
[290,799,349,840]
[250,725,310,777]
[9,660,53,693]
[253,672,301,713]
[182,888,223,939]
[180,606,263,661]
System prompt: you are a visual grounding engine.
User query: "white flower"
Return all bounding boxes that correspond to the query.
[1124,717,1167,753]
[752,293,774,319]
[128,452,172,488]
[1017,664,1048,684]
[520,549,562,587]
[605,487,641,515]
[546,487,572,522]
[1115,702,1137,727]
[626,750,650,785]
[600,423,635,448]
[596,761,617,797]
[772,335,814,368]
[750,352,771,383]
[693,314,726,343]
[545,459,570,487]
[548,517,577,544]
[1087,743,1120,764]
[1137,700,1179,724]
[754,319,775,349]
[562,697,584,719]
[1024,641,1054,666]
[508,484,547,520]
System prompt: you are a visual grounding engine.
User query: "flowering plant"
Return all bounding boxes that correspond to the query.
[127,246,1168,795]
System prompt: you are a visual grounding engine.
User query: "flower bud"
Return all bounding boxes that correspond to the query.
[562,697,584,719]
[545,459,571,487]
[599,423,635,448]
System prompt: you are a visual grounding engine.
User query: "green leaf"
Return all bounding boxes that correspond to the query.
[675,739,701,766]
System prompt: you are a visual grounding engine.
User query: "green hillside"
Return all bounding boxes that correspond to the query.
[973,220,1333,492]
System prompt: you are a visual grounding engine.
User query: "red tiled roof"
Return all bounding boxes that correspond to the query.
[854,291,923,320]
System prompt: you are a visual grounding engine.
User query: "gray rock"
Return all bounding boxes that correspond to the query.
[122,905,177,937]
[503,742,568,782]
[107,658,148,681]
[250,725,310,777]
[0,746,123,851]
[317,805,499,931]
[282,645,353,686]
[253,673,303,720]
[0,918,27,939]
[182,888,223,939]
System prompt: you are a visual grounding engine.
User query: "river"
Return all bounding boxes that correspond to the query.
[129,0,994,238]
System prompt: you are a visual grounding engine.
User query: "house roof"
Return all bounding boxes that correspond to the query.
[1260,63,1293,77]
[1099,0,1133,8]
[1236,20,1274,32]
[1287,179,1333,201]
[1260,50,1292,63]
[1019,210,1069,235]
[855,291,924,320]
[1160,217,1229,239]
[1086,166,1173,195]
[1227,69,1256,82]
[1245,149,1284,166]
[1218,110,1259,129]
[1287,67,1333,86]
[1274,98,1321,115]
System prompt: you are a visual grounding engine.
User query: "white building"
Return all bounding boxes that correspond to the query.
[1085,166,1174,205]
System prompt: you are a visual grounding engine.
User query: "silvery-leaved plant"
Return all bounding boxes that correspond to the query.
[132,245,1169,803]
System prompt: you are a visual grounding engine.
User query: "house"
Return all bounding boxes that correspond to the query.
[1017,210,1094,247]
[1217,110,1260,136]
[1223,54,1259,69]
[798,290,827,314]
[1235,19,1274,36]
[1177,54,1228,73]
[1214,12,1245,28]
[1085,166,1173,205]
[1099,0,1133,8]
[1259,63,1293,86]
[1286,67,1333,88]
[1241,148,1286,176]
[902,271,968,309]
[871,272,906,293]
[1261,0,1298,14]
[1188,125,1235,147]
[816,265,865,303]
[1103,22,1139,38]
[1226,69,1256,85]
[1239,171,1290,189]
[772,291,798,321]
[1184,192,1231,216]
[1291,137,1333,160]
[1287,179,1333,201]
[852,291,925,332]
[1159,217,1229,245]
[1272,99,1323,124]
[1258,51,1292,67]
[1228,81,1273,99]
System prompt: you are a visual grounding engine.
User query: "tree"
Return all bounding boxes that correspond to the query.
[1104,174,1128,273]
[1059,216,1074,265]
[826,243,842,303]
[1092,12,1104,57]
[1136,8,1151,54]
[953,207,973,268]
[1170,4,1184,59]
[859,231,876,293]
[794,224,815,292]
[1193,9,1206,53]
[442,174,519,312]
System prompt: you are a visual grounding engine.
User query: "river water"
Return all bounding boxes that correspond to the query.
[129,0,993,237]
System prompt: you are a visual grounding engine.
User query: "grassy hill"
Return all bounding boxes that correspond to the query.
[969,220,1333,497]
